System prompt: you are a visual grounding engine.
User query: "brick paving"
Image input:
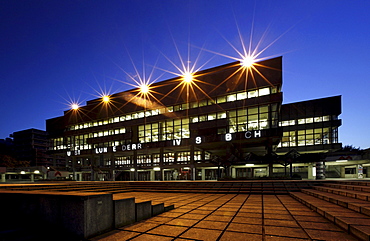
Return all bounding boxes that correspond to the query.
[91,192,358,241]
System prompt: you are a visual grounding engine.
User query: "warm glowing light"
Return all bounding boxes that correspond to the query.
[183,72,193,83]
[34,170,40,174]
[140,84,149,94]
[71,104,79,110]
[102,95,110,103]
[20,171,26,174]
[241,55,256,67]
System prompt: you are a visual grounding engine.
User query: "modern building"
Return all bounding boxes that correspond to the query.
[12,128,50,167]
[46,56,348,181]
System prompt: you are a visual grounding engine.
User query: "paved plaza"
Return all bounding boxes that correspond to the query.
[2,180,370,240]
[92,192,357,241]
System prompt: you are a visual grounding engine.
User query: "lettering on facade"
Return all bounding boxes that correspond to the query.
[122,143,142,151]
[245,130,262,139]
[66,150,80,156]
[225,133,233,141]
[195,136,202,144]
[173,139,181,146]
[95,147,108,154]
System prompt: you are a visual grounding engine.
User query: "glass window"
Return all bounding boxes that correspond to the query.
[217,112,227,119]
[298,119,305,124]
[314,116,323,122]
[229,110,236,117]
[217,96,226,104]
[199,100,207,107]
[249,107,258,115]
[174,105,182,111]
[191,117,199,123]
[305,117,314,123]
[227,94,236,102]
[259,87,270,96]
[237,92,247,100]
[208,113,216,121]
[259,105,269,113]
[248,90,258,98]
[199,115,207,122]
[190,102,198,108]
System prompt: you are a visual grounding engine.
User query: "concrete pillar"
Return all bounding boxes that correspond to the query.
[110,153,115,181]
[133,151,138,181]
[190,145,195,180]
[150,170,155,181]
[231,168,236,178]
[159,147,164,181]
[307,163,314,180]
[357,164,364,179]
[316,161,325,180]
[266,142,274,177]
[1,174,5,182]
[30,174,34,182]
[201,169,205,180]
[340,166,345,178]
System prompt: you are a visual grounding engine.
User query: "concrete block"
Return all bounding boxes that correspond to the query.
[152,202,165,216]
[114,198,136,227]
[164,204,175,212]
[136,201,152,221]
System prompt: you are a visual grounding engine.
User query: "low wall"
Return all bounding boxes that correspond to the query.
[0,191,162,239]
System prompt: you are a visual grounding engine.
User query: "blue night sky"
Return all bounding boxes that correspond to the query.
[1,0,369,149]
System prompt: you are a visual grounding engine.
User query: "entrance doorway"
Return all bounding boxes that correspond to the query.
[254,168,267,177]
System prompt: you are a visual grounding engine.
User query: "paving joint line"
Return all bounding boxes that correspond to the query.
[276,194,313,240]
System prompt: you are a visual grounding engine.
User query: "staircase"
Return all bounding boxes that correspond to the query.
[291,181,370,241]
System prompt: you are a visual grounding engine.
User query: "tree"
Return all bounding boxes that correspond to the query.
[0,155,30,167]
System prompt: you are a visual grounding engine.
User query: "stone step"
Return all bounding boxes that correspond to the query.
[313,185,370,201]
[337,181,370,187]
[301,188,370,217]
[290,192,370,241]
[323,183,370,193]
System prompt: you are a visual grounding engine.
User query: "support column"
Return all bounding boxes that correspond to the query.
[30,173,34,182]
[133,150,138,181]
[316,161,325,180]
[110,153,115,181]
[1,174,6,182]
[159,147,164,181]
[231,167,236,178]
[357,164,364,179]
[266,142,274,177]
[190,145,195,180]
[307,163,315,180]
[150,170,155,181]
[201,168,205,181]
[72,157,76,181]
[340,166,345,178]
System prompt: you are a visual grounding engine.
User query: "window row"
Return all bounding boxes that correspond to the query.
[279,115,332,127]
[138,118,190,143]
[279,127,339,148]
[114,151,206,167]
[52,128,126,150]
[68,86,278,131]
